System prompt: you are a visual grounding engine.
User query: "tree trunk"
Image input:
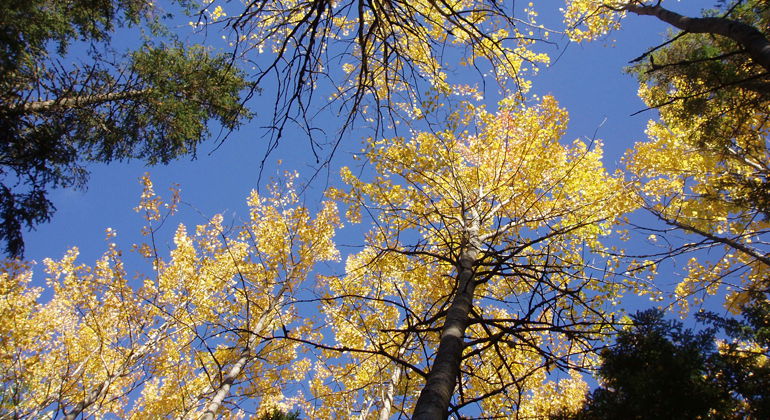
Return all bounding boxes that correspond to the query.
[378,343,407,420]
[199,310,272,420]
[412,215,481,419]
[378,370,399,420]
[626,4,770,73]
[63,383,107,420]
[199,351,251,420]
[198,278,292,420]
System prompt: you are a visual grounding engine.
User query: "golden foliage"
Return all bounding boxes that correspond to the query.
[316,96,636,417]
[0,174,339,419]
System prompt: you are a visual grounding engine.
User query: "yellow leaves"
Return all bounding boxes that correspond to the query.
[672,249,761,315]
[135,173,180,241]
[351,94,625,245]
[3,173,339,418]
[3,242,149,417]
[200,0,554,127]
[143,173,339,415]
[623,21,770,316]
[628,116,751,239]
[518,371,589,418]
[319,93,633,416]
[104,227,117,239]
[247,177,340,280]
[725,290,752,315]
[209,5,226,21]
[562,0,628,42]
[0,263,43,377]
[311,200,342,262]
[135,173,162,222]
[337,94,631,277]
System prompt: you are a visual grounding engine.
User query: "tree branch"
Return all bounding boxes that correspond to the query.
[19,89,148,113]
[625,3,770,73]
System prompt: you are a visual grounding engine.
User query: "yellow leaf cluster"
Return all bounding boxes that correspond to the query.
[625,31,770,314]
[562,0,631,41]
[0,174,339,418]
[316,95,636,416]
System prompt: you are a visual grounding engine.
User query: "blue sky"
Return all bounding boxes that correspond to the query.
[21,1,706,291]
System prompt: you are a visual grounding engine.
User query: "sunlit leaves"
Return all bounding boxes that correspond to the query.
[562,0,629,41]
[0,174,339,418]
[623,1,770,315]
[198,0,552,137]
[317,95,634,417]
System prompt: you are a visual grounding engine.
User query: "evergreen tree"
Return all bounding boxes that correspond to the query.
[0,0,251,257]
[570,304,770,419]
[573,310,732,420]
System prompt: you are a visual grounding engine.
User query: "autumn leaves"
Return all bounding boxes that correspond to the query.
[0,93,632,418]
[3,0,770,418]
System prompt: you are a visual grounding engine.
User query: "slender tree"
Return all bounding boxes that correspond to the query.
[0,174,339,419]
[306,95,636,418]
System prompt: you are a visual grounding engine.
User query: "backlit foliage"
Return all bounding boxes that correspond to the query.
[195,0,551,136]
[317,96,637,417]
[5,1,770,418]
[562,0,770,316]
[623,1,770,314]
[562,0,629,41]
[0,175,339,419]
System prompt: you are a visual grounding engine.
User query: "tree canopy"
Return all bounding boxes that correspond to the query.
[3,0,770,419]
[318,94,632,417]
[0,174,340,418]
[622,0,770,314]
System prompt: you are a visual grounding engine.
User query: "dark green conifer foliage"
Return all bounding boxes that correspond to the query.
[0,0,252,257]
[567,303,770,420]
